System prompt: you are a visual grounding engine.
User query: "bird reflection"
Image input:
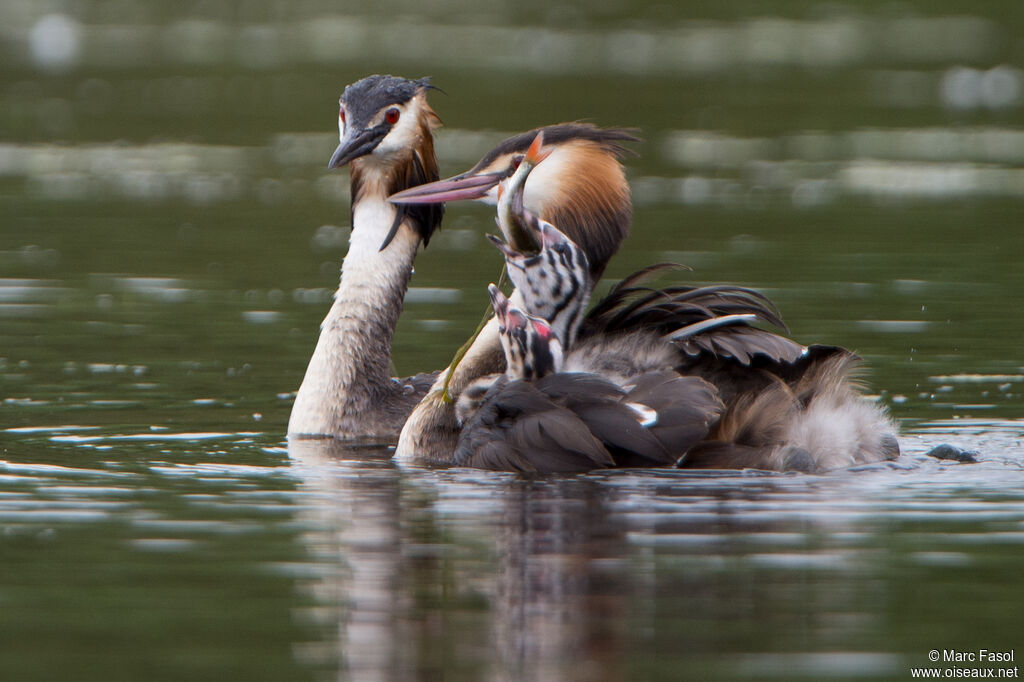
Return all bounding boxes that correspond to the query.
[487,477,627,681]
[286,440,917,678]
[287,439,628,680]
[288,439,409,679]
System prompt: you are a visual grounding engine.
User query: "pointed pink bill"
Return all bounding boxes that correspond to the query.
[388,172,502,204]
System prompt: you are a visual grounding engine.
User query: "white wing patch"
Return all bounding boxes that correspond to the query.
[624,402,658,427]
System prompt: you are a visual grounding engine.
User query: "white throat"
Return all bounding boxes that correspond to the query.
[288,165,421,438]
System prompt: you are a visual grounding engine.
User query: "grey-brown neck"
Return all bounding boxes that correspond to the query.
[288,163,429,440]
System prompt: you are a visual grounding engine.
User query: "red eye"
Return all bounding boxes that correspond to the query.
[510,155,523,171]
[384,107,400,125]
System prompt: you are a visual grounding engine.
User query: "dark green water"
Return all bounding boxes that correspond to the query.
[2,2,1023,680]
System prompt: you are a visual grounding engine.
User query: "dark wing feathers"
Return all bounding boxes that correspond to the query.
[569,402,670,464]
[454,268,853,473]
[534,373,667,463]
[535,374,674,465]
[582,263,805,366]
[678,326,805,366]
[619,372,724,466]
[454,380,614,473]
[535,372,624,402]
[532,415,614,468]
[592,262,690,304]
[455,370,725,472]
[585,265,787,334]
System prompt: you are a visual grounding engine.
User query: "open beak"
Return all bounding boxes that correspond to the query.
[328,126,387,169]
[389,171,505,204]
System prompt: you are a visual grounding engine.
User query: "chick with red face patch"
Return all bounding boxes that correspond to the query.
[488,284,563,383]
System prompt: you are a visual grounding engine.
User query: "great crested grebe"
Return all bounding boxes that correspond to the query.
[389,124,796,463]
[287,75,445,440]
[390,123,637,280]
[411,135,900,472]
[390,124,641,459]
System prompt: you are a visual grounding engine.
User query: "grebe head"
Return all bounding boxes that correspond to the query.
[389,123,637,278]
[328,75,441,169]
[327,75,444,250]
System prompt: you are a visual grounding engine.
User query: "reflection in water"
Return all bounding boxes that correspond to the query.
[289,439,632,680]
[487,478,627,681]
[287,430,1024,679]
[0,424,1021,678]
[288,440,410,679]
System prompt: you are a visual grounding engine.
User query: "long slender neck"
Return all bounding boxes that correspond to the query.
[551,280,592,351]
[335,170,420,389]
[288,164,421,438]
